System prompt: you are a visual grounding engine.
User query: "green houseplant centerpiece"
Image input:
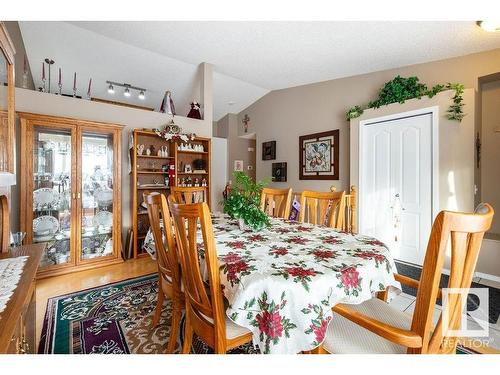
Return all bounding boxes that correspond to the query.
[223,171,270,231]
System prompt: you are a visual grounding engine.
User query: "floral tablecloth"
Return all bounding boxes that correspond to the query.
[143,214,400,354]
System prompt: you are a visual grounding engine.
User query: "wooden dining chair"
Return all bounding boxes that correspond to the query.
[260,187,292,219]
[322,203,494,354]
[170,186,208,204]
[298,190,346,229]
[144,192,184,353]
[169,201,253,354]
[0,195,10,252]
[343,186,357,234]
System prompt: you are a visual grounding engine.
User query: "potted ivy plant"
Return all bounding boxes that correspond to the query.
[223,171,270,231]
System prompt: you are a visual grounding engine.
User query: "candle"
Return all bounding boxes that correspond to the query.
[87,78,92,97]
[73,72,76,91]
[42,62,45,80]
[58,68,62,86]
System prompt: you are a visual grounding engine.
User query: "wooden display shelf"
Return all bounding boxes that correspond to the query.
[176,150,209,155]
[130,129,211,259]
[137,186,170,190]
[136,155,174,160]
[136,171,169,175]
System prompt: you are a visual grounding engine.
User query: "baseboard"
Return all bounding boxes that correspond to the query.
[395,258,500,284]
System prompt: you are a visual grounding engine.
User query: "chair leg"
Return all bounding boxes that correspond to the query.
[182,310,193,354]
[151,290,165,328]
[166,300,182,354]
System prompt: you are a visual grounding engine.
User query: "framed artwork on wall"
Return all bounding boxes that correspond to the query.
[234,160,244,172]
[272,162,287,182]
[262,140,276,160]
[299,130,339,180]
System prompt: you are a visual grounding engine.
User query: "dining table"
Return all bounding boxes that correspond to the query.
[142,213,401,354]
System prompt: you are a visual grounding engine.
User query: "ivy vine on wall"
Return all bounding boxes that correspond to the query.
[346,76,465,122]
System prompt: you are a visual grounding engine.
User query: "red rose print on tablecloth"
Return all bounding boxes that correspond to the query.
[270,247,289,258]
[286,236,308,245]
[248,234,267,242]
[256,310,283,339]
[310,249,337,262]
[322,236,343,245]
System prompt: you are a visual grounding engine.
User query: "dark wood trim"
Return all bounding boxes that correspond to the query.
[299,129,339,180]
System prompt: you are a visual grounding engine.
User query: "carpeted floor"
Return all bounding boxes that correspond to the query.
[38,273,474,354]
[395,261,500,324]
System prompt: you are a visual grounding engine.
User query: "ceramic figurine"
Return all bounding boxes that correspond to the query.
[187,101,202,119]
[137,144,145,155]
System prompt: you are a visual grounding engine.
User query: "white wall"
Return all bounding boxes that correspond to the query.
[211,137,228,212]
[0,62,213,240]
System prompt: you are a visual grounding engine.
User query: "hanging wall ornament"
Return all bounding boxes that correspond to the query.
[187,101,202,119]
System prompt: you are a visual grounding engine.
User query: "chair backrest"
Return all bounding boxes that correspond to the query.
[170,186,208,204]
[260,187,292,219]
[144,192,181,292]
[343,186,357,234]
[169,201,227,348]
[0,195,9,252]
[298,190,346,229]
[410,203,494,354]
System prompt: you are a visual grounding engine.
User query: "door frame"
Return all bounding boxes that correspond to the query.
[358,106,440,236]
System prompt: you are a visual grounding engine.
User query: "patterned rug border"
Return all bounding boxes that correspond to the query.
[38,273,158,354]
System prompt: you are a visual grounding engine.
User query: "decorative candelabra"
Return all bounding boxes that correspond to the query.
[44,58,55,93]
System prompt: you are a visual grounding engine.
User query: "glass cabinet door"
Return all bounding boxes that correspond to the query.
[32,127,73,268]
[80,131,115,261]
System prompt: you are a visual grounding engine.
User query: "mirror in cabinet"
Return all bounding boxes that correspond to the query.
[80,131,115,261]
[32,126,74,269]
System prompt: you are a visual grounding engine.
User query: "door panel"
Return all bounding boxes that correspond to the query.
[31,125,76,270]
[77,129,116,263]
[361,113,433,265]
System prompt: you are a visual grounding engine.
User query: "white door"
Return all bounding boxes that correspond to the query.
[360,113,433,265]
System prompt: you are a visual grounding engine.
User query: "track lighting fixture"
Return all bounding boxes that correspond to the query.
[106,81,147,100]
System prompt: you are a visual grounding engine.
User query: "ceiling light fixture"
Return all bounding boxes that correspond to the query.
[106,81,147,100]
[477,21,500,32]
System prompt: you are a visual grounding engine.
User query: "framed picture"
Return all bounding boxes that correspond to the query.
[234,160,244,172]
[272,162,287,182]
[299,130,339,180]
[262,141,276,160]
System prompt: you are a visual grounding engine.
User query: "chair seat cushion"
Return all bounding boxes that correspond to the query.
[323,298,412,354]
[225,316,252,339]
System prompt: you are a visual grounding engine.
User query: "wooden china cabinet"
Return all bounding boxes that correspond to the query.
[19,112,124,278]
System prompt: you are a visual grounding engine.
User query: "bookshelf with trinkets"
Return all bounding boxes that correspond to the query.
[130,128,211,258]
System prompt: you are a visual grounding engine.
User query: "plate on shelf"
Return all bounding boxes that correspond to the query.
[33,215,60,239]
[95,189,113,206]
[33,188,59,208]
[93,211,113,227]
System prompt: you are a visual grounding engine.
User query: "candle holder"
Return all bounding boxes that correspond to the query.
[44,58,55,93]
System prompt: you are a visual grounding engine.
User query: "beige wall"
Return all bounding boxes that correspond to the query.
[237,48,500,278]
[215,113,256,182]
[481,80,500,235]
[4,21,35,90]
[238,48,500,193]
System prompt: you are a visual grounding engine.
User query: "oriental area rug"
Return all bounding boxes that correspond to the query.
[38,274,475,354]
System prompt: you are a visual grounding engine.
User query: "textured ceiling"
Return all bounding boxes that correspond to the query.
[20,21,500,120]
